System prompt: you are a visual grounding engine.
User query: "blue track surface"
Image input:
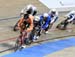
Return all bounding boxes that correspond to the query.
[3,37,75,57]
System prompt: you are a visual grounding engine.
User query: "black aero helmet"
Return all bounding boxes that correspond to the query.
[26,4,33,14]
[26,8,33,14]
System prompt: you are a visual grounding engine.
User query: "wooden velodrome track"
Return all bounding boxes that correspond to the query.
[0,0,75,57]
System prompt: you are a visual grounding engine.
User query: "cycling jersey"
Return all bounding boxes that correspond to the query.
[18,15,34,32]
[40,15,51,30]
[49,11,58,23]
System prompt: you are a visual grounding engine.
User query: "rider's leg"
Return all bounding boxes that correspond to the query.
[35,30,41,39]
[63,20,69,29]
[50,17,58,29]
[24,32,31,45]
[44,26,49,34]
[32,26,41,41]
[36,27,41,36]
[56,19,69,30]
[54,17,58,23]
[13,20,20,31]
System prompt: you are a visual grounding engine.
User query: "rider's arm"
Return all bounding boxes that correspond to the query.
[50,16,58,24]
[51,12,58,24]
[18,17,24,31]
[33,10,37,16]
[42,17,51,29]
[26,15,34,32]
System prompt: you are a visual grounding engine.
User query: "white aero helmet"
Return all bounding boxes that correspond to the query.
[43,13,48,17]
[26,4,33,10]
[49,8,56,14]
[34,16,40,22]
[70,10,75,14]
[51,8,56,12]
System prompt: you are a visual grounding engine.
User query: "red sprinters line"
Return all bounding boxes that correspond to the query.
[0,37,17,43]
[0,27,74,43]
